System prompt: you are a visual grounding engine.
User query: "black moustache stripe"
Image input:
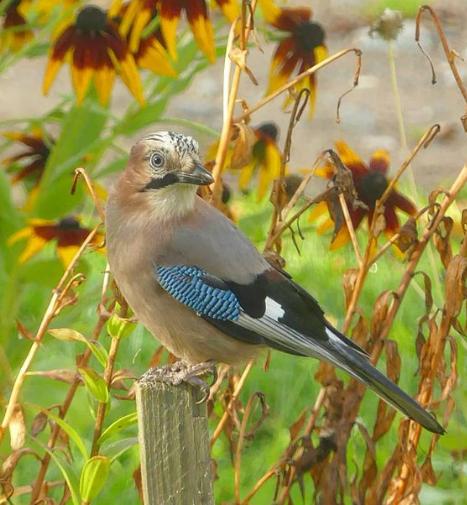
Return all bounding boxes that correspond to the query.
[141,173,179,191]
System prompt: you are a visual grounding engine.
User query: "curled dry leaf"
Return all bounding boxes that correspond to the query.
[288,410,307,442]
[413,270,434,314]
[370,291,393,339]
[9,404,26,451]
[230,123,257,169]
[343,268,359,310]
[444,255,467,320]
[433,216,453,268]
[31,411,49,437]
[395,217,418,252]
[27,369,78,384]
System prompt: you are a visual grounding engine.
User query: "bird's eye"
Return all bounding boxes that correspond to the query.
[150,152,165,168]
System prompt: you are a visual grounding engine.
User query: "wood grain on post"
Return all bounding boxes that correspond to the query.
[136,368,214,505]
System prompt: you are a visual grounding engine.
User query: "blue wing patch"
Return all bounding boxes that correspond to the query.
[156,265,240,321]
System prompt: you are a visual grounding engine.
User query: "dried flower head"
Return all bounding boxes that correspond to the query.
[370,8,403,41]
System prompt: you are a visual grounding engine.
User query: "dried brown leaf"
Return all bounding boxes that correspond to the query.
[343,268,358,310]
[444,255,467,319]
[289,410,307,442]
[31,411,49,437]
[9,404,26,450]
[357,421,377,501]
[229,47,258,85]
[28,369,78,384]
[149,345,165,367]
[395,217,418,252]
[370,291,393,338]
[132,466,143,503]
[230,123,257,169]
[433,216,453,267]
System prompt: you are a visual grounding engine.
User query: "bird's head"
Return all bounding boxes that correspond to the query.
[128,131,214,192]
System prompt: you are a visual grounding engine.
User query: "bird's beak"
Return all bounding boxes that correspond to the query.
[176,163,214,186]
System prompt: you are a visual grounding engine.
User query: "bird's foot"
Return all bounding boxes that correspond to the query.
[144,361,217,403]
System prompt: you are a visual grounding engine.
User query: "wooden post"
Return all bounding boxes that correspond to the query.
[136,368,214,505]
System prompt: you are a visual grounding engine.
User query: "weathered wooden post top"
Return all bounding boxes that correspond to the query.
[136,366,214,505]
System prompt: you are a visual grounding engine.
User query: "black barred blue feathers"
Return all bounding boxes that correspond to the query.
[156,265,240,320]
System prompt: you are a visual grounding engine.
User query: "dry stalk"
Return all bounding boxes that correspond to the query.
[211,0,257,203]
[71,168,105,222]
[264,89,309,253]
[0,225,101,444]
[234,48,362,123]
[338,192,363,267]
[210,359,255,447]
[416,5,467,128]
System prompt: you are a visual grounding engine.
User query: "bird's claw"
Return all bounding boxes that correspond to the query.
[144,361,217,403]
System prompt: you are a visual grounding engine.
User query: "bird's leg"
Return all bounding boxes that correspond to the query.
[146,360,217,403]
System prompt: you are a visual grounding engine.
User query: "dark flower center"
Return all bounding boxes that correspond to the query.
[58,217,81,230]
[257,122,279,142]
[76,5,107,33]
[356,171,388,207]
[294,21,325,52]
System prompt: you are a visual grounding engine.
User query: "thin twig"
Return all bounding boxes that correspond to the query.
[235,48,362,123]
[211,1,257,204]
[210,360,255,447]
[416,5,467,105]
[71,168,105,223]
[338,192,363,267]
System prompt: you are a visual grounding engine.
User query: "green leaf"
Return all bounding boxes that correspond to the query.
[104,437,139,462]
[98,412,138,445]
[114,99,168,136]
[79,455,111,502]
[33,98,108,218]
[79,367,109,403]
[30,406,89,461]
[107,313,136,340]
[49,328,87,343]
[49,328,108,367]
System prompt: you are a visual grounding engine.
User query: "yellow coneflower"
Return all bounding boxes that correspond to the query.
[2,130,52,186]
[310,141,417,249]
[43,4,144,105]
[9,216,104,267]
[259,0,327,114]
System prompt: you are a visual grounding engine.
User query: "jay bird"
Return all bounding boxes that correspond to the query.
[105,131,443,434]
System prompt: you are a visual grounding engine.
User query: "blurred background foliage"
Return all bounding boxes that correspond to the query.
[0,0,465,504]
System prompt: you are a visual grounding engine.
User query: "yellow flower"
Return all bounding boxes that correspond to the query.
[0,0,33,53]
[43,5,144,105]
[2,130,52,186]
[310,141,417,249]
[259,0,327,115]
[9,217,104,267]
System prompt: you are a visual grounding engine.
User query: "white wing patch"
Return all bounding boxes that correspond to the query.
[265,297,285,321]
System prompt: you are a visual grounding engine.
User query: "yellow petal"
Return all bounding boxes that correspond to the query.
[216,0,239,22]
[43,57,64,95]
[256,143,281,200]
[238,161,255,192]
[257,0,281,24]
[330,226,350,249]
[110,52,145,105]
[94,65,116,106]
[317,219,334,234]
[334,140,362,167]
[308,201,329,223]
[8,227,34,245]
[188,14,216,63]
[137,40,177,77]
[57,245,80,267]
[314,45,328,64]
[70,60,94,104]
[18,236,49,263]
[129,9,152,52]
[160,14,179,61]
